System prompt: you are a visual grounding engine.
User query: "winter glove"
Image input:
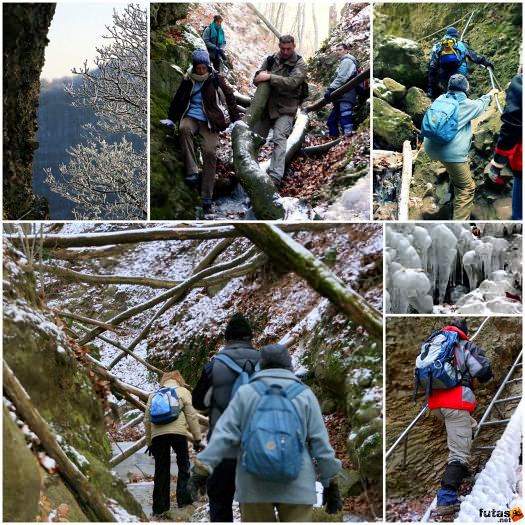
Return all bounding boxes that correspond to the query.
[144,446,154,457]
[160,119,175,127]
[193,440,205,453]
[322,479,343,515]
[426,88,434,98]
[460,371,473,388]
[487,162,505,185]
[484,60,495,70]
[324,88,334,101]
[188,460,210,499]
[218,48,227,61]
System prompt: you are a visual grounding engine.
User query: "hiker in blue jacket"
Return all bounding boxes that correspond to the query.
[423,74,498,220]
[203,15,227,72]
[192,313,259,522]
[189,344,342,522]
[325,42,358,137]
[428,26,494,99]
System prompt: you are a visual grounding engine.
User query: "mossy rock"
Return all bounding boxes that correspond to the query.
[373,78,395,106]
[338,468,364,497]
[383,77,407,104]
[374,36,427,88]
[401,86,431,128]
[373,97,418,151]
[3,407,41,522]
[42,472,90,522]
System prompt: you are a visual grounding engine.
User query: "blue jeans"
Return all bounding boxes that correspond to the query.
[327,101,353,137]
[512,173,522,220]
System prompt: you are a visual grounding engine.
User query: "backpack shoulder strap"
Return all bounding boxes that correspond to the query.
[284,381,307,400]
[214,353,243,374]
[211,72,220,89]
[266,55,275,70]
[249,380,268,397]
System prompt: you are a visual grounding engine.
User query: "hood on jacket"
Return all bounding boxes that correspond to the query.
[442,325,469,340]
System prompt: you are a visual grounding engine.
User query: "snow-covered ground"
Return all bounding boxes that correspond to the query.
[455,400,523,522]
[386,223,522,314]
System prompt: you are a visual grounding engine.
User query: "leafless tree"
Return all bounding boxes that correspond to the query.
[45,4,147,220]
[329,3,338,32]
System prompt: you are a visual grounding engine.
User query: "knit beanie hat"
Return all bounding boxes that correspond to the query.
[446,26,459,38]
[260,344,293,371]
[192,49,210,67]
[448,74,469,93]
[224,313,252,341]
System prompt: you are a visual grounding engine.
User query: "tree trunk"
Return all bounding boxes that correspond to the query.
[300,137,342,157]
[247,2,281,38]
[303,69,370,113]
[3,361,117,522]
[329,3,338,32]
[398,140,412,221]
[234,224,383,339]
[311,3,319,52]
[8,224,334,249]
[109,437,147,467]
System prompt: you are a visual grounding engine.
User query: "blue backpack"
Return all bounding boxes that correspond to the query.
[414,330,462,400]
[240,380,307,482]
[150,387,180,425]
[214,354,260,400]
[421,93,460,145]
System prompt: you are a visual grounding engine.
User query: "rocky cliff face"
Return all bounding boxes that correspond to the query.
[3,4,56,220]
[2,243,144,521]
[386,316,522,500]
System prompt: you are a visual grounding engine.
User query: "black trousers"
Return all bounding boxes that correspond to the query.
[152,434,192,514]
[207,458,237,522]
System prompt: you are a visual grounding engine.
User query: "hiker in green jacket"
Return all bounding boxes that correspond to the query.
[203,15,227,71]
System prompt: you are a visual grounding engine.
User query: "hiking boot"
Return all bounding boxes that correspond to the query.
[202,198,213,214]
[435,503,461,516]
[184,173,199,188]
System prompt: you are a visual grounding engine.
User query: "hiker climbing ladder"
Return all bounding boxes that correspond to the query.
[422,349,523,522]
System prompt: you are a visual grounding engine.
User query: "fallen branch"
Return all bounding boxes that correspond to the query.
[398,140,412,221]
[234,91,251,107]
[9,224,333,249]
[52,309,123,334]
[303,69,370,113]
[109,436,147,467]
[193,238,234,274]
[300,138,342,157]
[235,224,383,339]
[3,361,117,522]
[78,248,263,346]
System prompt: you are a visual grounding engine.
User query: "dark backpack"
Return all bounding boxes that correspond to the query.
[150,387,181,425]
[214,354,260,400]
[438,37,466,67]
[346,54,368,94]
[414,330,462,400]
[266,54,309,102]
[240,380,307,482]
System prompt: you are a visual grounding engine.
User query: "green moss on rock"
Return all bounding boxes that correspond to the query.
[373,96,418,150]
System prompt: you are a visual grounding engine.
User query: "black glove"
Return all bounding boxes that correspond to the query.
[218,48,227,61]
[144,446,154,457]
[324,88,334,101]
[484,60,495,70]
[426,88,434,98]
[193,440,205,453]
[460,371,473,388]
[322,479,343,514]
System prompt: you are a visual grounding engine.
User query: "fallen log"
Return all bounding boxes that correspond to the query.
[234,91,251,107]
[303,69,370,113]
[259,110,309,173]
[3,361,117,522]
[109,437,147,467]
[235,224,383,339]
[9,224,333,249]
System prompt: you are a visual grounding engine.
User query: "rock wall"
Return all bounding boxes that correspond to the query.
[3,4,56,220]
[386,316,522,499]
[2,244,144,521]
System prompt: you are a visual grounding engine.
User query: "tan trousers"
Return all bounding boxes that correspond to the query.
[253,114,294,183]
[179,117,218,199]
[240,503,313,522]
[441,161,476,220]
[432,408,477,465]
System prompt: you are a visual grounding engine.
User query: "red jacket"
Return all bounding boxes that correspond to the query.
[427,326,482,413]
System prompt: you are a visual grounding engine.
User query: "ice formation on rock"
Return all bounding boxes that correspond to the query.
[385,223,522,314]
[455,400,523,523]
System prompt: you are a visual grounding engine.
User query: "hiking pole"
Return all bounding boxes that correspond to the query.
[460,11,476,41]
[487,67,504,114]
